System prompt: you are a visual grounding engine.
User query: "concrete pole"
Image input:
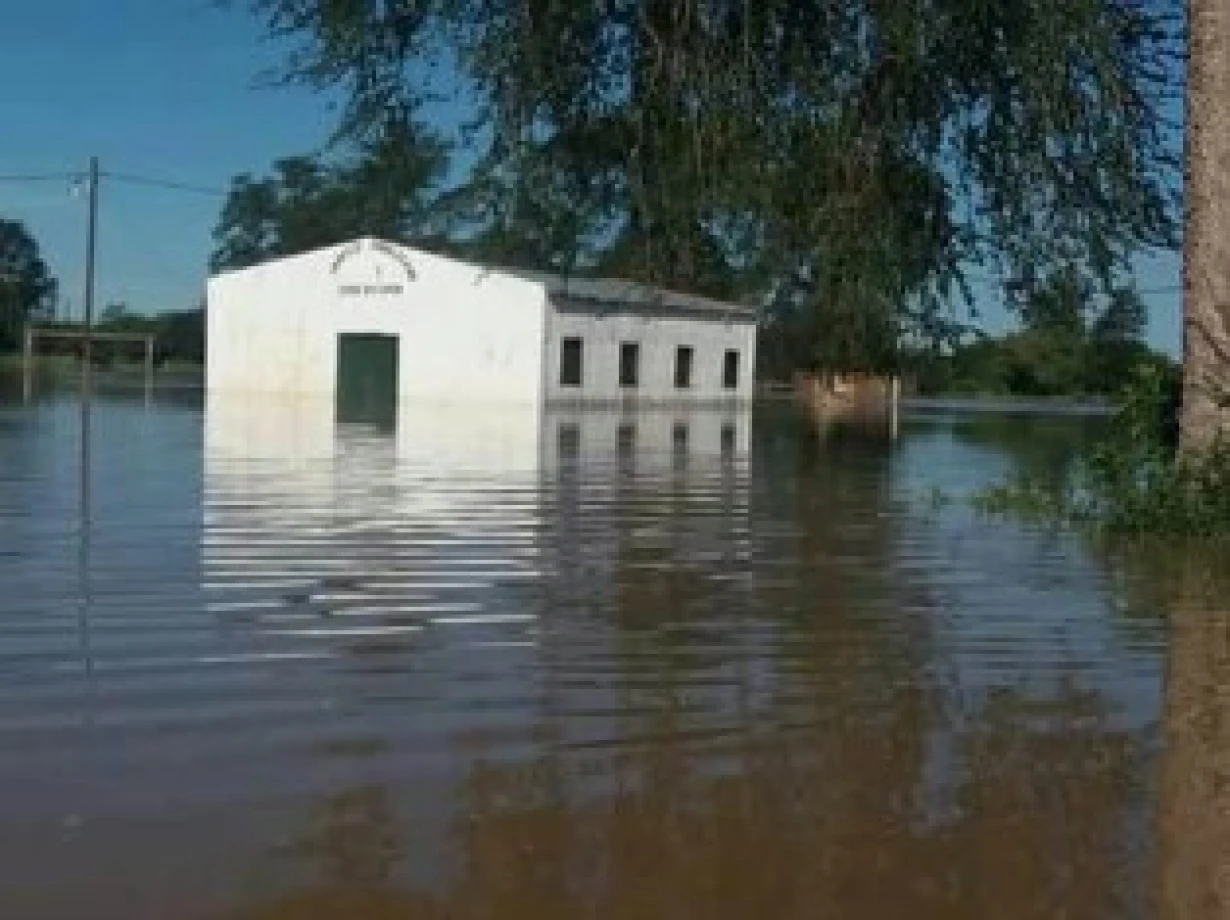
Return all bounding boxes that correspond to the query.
[81,156,99,400]
[144,335,154,400]
[22,325,33,404]
[889,375,900,441]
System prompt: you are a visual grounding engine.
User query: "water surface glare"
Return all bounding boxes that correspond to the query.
[0,390,1223,919]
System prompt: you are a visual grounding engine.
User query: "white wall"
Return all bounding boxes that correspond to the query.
[207,239,548,406]
[543,300,758,405]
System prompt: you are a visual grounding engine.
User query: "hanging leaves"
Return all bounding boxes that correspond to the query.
[234,0,1182,365]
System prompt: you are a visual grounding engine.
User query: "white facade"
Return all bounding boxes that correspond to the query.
[207,237,758,407]
[544,296,756,406]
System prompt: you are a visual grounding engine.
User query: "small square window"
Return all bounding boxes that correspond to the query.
[722,350,740,390]
[619,342,640,388]
[672,422,689,470]
[674,346,694,389]
[558,422,580,458]
[560,338,583,387]
[617,423,636,459]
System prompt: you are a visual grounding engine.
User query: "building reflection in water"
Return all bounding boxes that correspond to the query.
[205,401,1160,920]
[204,396,757,916]
[0,397,1182,919]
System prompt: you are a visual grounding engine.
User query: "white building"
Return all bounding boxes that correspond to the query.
[206,237,758,413]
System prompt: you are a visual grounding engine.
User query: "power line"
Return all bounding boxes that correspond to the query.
[103,171,226,197]
[0,168,226,197]
[0,172,78,183]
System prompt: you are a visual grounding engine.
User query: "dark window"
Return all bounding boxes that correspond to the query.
[722,350,740,389]
[557,422,580,459]
[619,342,640,388]
[674,346,694,389]
[560,337,583,387]
[617,423,636,465]
[672,422,689,470]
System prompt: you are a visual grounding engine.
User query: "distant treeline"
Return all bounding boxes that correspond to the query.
[904,334,1177,399]
[32,307,204,366]
[759,265,1177,401]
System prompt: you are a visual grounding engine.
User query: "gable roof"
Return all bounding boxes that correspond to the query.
[209,237,758,319]
[517,271,757,320]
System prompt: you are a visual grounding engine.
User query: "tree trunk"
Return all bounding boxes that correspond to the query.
[1158,574,1230,919]
[1181,0,1230,450]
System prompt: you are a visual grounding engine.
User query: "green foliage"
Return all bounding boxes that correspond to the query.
[0,219,57,351]
[235,0,1182,363]
[101,302,132,325]
[758,292,906,377]
[210,113,449,272]
[109,310,204,365]
[1019,266,1093,338]
[34,308,205,365]
[1091,287,1148,345]
[155,310,206,365]
[907,275,1170,398]
[977,363,1230,541]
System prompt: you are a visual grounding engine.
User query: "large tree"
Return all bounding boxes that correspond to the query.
[234,0,1181,363]
[1181,0,1230,450]
[211,112,449,272]
[0,220,56,352]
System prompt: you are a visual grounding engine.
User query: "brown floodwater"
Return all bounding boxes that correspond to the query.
[0,386,1224,919]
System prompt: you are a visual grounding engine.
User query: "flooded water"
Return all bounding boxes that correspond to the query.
[0,386,1224,919]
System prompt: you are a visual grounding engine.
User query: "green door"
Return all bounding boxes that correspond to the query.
[336,333,399,427]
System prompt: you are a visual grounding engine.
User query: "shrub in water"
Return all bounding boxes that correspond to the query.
[978,363,1230,541]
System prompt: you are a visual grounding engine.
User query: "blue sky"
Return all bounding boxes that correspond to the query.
[0,0,1183,354]
[0,1,335,314]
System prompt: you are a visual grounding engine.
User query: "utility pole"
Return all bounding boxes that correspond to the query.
[81,156,99,398]
[77,158,98,674]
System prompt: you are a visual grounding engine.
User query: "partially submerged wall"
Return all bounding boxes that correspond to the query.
[207,239,548,406]
[543,296,758,407]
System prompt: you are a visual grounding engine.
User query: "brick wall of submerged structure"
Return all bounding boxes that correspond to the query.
[795,371,901,437]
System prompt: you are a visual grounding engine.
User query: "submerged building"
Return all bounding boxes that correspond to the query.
[206,237,758,414]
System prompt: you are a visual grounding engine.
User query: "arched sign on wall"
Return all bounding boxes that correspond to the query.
[330,239,417,297]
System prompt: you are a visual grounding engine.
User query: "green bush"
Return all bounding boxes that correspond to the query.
[977,363,1230,541]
